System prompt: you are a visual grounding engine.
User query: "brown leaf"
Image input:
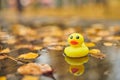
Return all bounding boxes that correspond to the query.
[18,63,53,75]
[17,63,42,75]
[0,55,7,60]
[38,64,53,74]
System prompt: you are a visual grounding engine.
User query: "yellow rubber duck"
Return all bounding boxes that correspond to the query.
[64,33,89,58]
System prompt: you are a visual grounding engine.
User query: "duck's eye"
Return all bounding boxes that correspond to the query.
[76,36,79,39]
[70,36,73,39]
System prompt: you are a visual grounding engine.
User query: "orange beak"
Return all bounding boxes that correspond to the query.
[70,40,78,45]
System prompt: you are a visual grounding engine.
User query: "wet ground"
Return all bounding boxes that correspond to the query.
[0,22,120,80]
[0,43,120,80]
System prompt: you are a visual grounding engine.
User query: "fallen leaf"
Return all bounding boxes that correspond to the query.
[6,38,16,44]
[0,76,6,80]
[16,44,33,49]
[18,63,53,75]
[89,49,106,59]
[16,44,43,50]
[114,36,120,40]
[17,63,42,75]
[103,42,114,46]
[0,48,10,53]
[22,75,39,80]
[85,42,96,47]
[47,45,63,51]
[0,55,7,59]
[38,64,53,74]
[97,30,110,37]
[104,36,114,41]
[18,52,39,59]
[32,46,43,50]
[91,37,102,42]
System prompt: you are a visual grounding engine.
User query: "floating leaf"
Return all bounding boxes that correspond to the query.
[18,63,42,75]
[47,45,63,51]
[16,44,32,49]
[32,46,43,50]
[0,76,6,80]
[89,49,106,59]
[22,75,39,80]
[85,42,96,47]
[18,52,39,59]
[0,48,10,53]
[16,45,43,50]
[103,42,114,46]
[114,36,120,40]
[0,55,7,60]
[38,64,53,74]
[18,63,53,75]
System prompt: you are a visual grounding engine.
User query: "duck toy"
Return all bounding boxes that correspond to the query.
[64,33,89,58]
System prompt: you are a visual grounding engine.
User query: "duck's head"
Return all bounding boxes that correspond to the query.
[68,33,84,47]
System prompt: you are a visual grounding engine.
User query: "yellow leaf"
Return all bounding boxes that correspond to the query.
[103,42,113,46]
[89,49,100,54]
[85,42,95,47]
[22,75,39,80]
[114,36,120,40]
[0,48,10,53]
[32,46,43,50]
[18,52,39,59]
[89,49,106,59]
[0,76,6,80]
[16,44,32,49]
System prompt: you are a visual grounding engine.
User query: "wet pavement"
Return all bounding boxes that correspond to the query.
[0,41,120,80]
[0,22,120,80]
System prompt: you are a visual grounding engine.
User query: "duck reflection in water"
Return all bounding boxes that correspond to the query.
[64,55,89,76]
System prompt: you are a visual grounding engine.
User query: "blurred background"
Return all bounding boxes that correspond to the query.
[1,0,120,23]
